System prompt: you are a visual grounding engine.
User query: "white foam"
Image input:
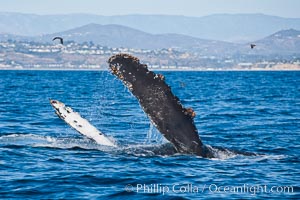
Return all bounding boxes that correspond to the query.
[0,133,114,151]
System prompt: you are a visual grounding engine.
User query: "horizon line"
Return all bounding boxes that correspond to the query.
[0,11,299,19]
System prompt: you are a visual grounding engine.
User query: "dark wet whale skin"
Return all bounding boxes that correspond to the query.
[108,54,213,157]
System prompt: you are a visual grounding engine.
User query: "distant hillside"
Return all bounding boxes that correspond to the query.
[36,23,236,54]
[1,24,300,56]
[254,29,300,54]
[1,12,300,42]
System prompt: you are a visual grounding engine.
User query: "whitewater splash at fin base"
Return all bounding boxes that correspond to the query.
[108,54,214,158]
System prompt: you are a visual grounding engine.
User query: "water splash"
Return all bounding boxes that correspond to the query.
[145,123,167,145]
[0,133,114,151]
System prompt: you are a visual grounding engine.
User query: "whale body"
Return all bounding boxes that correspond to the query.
[50,54,256,158]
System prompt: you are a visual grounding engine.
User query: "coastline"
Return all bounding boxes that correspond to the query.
[0,68,299,72]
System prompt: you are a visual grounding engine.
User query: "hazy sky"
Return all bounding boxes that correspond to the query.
[0,0,300,18]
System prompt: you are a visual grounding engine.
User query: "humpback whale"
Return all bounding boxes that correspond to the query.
[50,54,256,158]
[108,54,213,158]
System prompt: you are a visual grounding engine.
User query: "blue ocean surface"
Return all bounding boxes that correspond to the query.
[0,70,299,199]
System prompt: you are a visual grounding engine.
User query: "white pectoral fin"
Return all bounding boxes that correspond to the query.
[50,99,116,147]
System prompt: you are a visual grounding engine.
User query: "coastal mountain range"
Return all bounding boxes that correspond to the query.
[1,23,299,56]
[0,12,299,56]
[1,12,300,42]
[39,23,238,53]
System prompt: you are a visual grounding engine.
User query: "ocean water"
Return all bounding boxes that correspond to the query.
[0,70,299,199]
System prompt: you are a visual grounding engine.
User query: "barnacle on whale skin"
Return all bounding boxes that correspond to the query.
[183,107,196,118]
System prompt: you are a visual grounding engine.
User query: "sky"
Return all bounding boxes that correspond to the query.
[0,0,300,18]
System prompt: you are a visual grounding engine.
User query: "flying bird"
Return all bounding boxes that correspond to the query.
[52,37,64,45]
[250,44,256,49]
